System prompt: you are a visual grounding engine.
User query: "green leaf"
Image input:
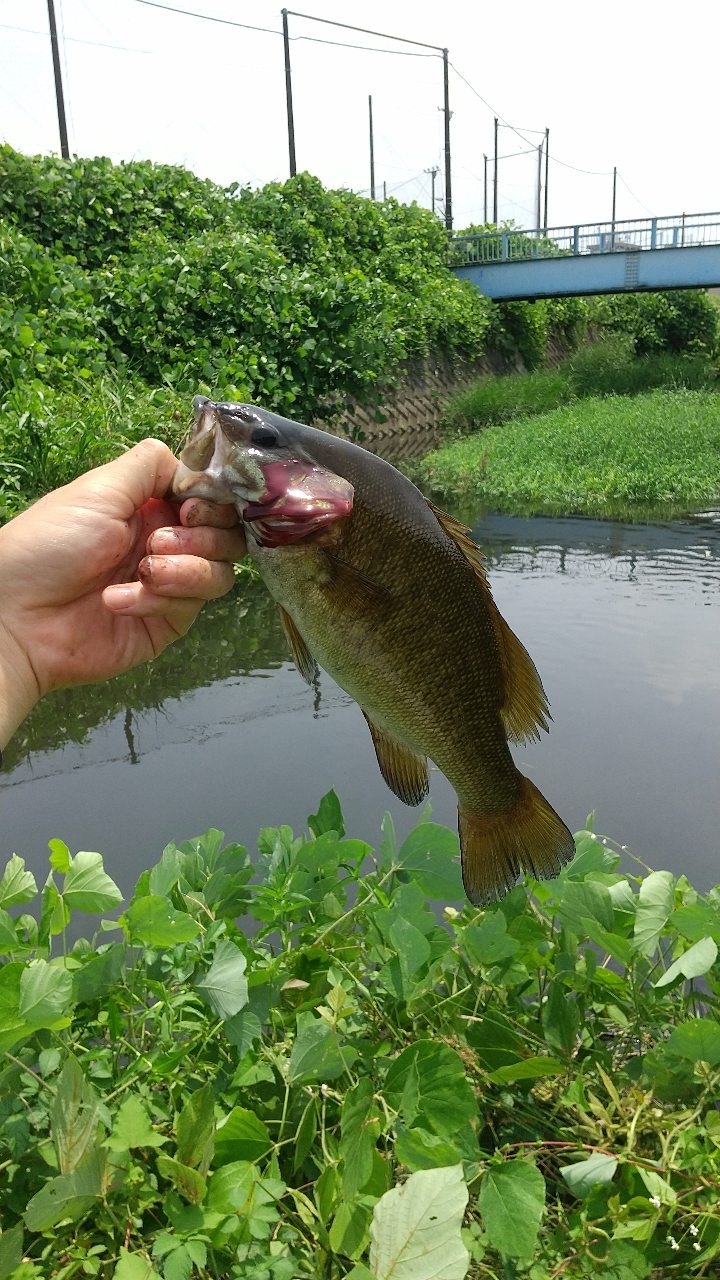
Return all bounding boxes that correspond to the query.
[48,839,71,875]
[345,1266,375,1280]
[294,1099,318,1171]
[565,831,621,879]
[71,942,126,1004]
[125,896,200,947]
[194,940,248,1020]
[0,961,29,1044]
[163,1245,192,1280]
[308,788,346,838]
[396,825,463,900]
[50,1056,99,1173]
[459,913,519,967]
[19,959,73,1026]
[157,1154,207,1205]
[24,1145,105,1231]
[224,1009,262,1056]
[214,1107,271,1165]
[542,980,580,1055]
[104,1094,168,1150]
[0,1223,24,1280]
[148,842,181,898]
[175,1084,215,1172]
[384,1041,477,1137]
[288,1015,351,1083]
[558,881,614,935]
[0,854,37,909]
[581,918,635,967]
[488,1056,565,1084]
[341,1078,381,1199]
[205,1159,255,1214]
[633,871,675,958]
[665,1018,720,1065]
[330,1199,373,1260]
[560,1152,618,1198]
[637,1167,676,1205]
[673,901,720,944]
[478,1159,545,1259]
[63,851,122,913]
[389,915,431,986]
[394,1125,464,1172]
[655,936,718,987]
[369,1163,469,1280]
[39,874,69,941]
[113,1249,161,1280]
[0,909,18,955]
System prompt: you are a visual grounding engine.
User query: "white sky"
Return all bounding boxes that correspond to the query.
[1,0,719,232]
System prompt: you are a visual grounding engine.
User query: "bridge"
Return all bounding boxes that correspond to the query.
[451,212,720,301]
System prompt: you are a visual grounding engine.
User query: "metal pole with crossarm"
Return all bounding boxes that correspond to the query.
[281,9,297,177]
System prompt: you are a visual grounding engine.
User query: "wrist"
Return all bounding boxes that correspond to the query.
[0,622,41,750]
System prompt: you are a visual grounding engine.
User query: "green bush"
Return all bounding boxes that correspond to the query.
[590,289,720,358]
[1,797,720,1279]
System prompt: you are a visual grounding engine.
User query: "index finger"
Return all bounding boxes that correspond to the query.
[180,498,240,529]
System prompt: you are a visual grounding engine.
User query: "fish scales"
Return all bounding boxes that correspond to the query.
[169,398,575,904]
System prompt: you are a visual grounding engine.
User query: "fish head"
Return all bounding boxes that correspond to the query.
[168,396,354,548]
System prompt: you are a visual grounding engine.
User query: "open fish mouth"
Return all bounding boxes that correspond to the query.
[241,459,353,548]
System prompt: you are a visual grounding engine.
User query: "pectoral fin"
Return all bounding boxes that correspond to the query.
[320,551,394,617]
[363,713,429,806]
[279,607,317,685]
[428,501,550,743]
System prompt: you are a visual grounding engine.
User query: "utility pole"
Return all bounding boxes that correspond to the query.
[493,117,498,225]
[281,10,296,177]
[424,166,440,214]
[383,180,387,201]
[46,0,69,159]
[543,127,549,229]
[368,95,375,199]
[611,165,617,247]
[535,139,543,230]
[442,48,452,230]
[483,154,488,223]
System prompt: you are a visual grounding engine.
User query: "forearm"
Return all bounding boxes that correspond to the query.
[0,623,41,750]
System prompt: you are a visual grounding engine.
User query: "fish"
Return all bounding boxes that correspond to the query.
[169,395,575,905]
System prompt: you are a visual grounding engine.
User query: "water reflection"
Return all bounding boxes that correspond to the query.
[1,513,718,896]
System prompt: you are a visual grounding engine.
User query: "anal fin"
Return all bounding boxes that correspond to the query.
[363,713,429,807]
[279,607,317,685]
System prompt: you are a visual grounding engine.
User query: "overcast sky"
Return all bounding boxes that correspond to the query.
[1,0,719,232]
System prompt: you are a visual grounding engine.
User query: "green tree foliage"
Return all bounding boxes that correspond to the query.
[1,802,720,1277]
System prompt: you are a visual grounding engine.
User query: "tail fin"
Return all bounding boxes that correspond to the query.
[459,777,575,906]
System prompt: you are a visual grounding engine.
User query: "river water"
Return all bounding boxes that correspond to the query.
[1,509,718,898]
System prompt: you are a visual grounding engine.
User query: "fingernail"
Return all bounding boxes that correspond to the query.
[183,501,201,526]
[148,528,179,552]
[137,557,155,584]
[104,586,135,609]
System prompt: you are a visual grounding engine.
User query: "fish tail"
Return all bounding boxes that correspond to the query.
[458,777,575,906]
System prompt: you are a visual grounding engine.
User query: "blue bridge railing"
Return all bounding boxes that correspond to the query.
[452,212,720,265]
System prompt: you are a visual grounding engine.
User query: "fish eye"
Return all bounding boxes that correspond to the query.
[250,427,279,447]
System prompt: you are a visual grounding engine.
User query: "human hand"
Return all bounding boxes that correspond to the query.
[0,438,246,748]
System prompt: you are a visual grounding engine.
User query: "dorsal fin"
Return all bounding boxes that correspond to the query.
[428,501,551,743]
[363,713,429,806]
[279,606,317,685]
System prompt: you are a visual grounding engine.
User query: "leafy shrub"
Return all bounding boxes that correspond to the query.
[1,797,720,1278]
[590,288,720,358]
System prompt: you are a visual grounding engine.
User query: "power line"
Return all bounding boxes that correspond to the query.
[0,21,151,51]
[130,0,280,37]
[284,10,443,51]
[617,172,656,216]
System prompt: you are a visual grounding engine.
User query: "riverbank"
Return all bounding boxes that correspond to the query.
[414,388,720,519]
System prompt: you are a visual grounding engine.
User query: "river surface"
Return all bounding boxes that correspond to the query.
[1,509,718,899]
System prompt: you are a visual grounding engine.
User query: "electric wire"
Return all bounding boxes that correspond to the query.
[0,21,150,50]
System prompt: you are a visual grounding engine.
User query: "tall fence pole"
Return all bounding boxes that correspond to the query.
[611,165,617,248]
[535,140,543,229]
[442,48,452,230]
[543,127,549,229]
[46,0,69,159]
[493,117,498,224]
[368,95,375,199]
[281,9,297,177]
[483,153,488,223]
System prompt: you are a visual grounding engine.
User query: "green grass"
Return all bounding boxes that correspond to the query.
[441,338,718,435]
[416,388,720,519]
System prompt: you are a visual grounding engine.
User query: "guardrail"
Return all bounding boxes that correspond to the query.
[453,213,720,265]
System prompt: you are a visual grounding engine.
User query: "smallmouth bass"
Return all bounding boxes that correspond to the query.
[170,396,575,904]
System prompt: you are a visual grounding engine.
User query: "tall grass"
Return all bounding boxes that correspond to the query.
[416,389,720,519]
[441,337,718,435]
[0,372,188,519]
